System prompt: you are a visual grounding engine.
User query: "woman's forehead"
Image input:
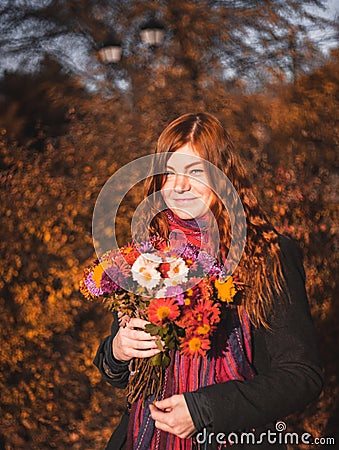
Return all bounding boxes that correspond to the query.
[166,144,204,168]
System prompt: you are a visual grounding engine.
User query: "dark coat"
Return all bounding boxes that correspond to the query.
[94,235,323,449]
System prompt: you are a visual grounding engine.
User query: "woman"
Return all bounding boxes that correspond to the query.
[94,113,323,449]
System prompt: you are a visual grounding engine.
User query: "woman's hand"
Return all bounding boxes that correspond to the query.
[149,395,196,439]
[112,317,161,362]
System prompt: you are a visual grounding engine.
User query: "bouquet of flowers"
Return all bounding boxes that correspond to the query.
[80,237,243,403]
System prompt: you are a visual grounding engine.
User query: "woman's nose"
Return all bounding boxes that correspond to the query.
[174,173,191,192]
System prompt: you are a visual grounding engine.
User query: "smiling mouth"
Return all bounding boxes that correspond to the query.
[173,198,197,202]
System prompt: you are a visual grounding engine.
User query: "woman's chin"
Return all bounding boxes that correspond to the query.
[169,207,204,220]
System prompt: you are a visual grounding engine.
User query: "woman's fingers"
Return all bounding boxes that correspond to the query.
[118,314,131,328]
[127,348,161,359]
[126,317,151,329]
[121,328,157,341]
[112,316,161,361]
[114,335,160,360]
[124,336,159,350]
[122,317,157,340]
[149,395,196,439]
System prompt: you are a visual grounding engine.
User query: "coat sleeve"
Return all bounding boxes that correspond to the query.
[195,235,324,433]
[93,311,130,388]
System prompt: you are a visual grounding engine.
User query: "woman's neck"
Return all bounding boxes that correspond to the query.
[164,209,210,248]
[164,209,208,231]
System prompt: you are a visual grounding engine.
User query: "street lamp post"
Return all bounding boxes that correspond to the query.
[98,18,165,64]
[97,17,166,106]
[140,18,165,48]
[98,34,123,64]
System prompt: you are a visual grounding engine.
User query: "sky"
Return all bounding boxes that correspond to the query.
[314,0,338,53]
[327,0,339,16]
[0,0,337,78]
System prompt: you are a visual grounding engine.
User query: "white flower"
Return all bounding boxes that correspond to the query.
[154,287,167,298]
[139,253,162,265]
[164,257,189,286]
[131,254,161,289]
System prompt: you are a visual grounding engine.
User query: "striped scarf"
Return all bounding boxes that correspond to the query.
[126,210,255,449]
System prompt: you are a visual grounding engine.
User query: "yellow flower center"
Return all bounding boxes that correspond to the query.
[139,267,153,279]
[93,261,109,288]
[215,277,236,302]
[197,323,211,335]
[184,298,191,306]
[157,306,171,320]
[173,265,180,274]
[124,247,134,254]
[189,337,202,351]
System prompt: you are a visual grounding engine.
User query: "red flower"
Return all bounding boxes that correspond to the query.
[120,245,140,265]
[158,262,171,278]
[177,298,220,335]
[180,334,211,357]
[193,298,220,327]
[147,297,180,325]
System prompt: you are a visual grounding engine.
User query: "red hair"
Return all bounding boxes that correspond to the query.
[141,113,286,328]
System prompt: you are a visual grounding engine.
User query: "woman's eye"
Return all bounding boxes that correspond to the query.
[190,169,204,175]
[165,171,175,176]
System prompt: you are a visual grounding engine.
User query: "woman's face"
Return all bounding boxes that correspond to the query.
[161,144,214,220]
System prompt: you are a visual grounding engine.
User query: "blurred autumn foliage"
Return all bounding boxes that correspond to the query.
[0,37,338,450]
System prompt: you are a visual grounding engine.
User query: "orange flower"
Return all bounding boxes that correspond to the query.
[147,298,180,325]
[193,299,220,326]
[197,323,211,335]
[92,261,110,288]
[215,276,236,302]
[120,244,141,265]
[186,288,194,297]
[123,244,135,254]
[198,278,214,301]
[176,297,220,338]
[122,249,140,265]
[79,274,94,301]
[180,335,210,357]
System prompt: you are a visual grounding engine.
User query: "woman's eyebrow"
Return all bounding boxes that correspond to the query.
[166,161,204,170]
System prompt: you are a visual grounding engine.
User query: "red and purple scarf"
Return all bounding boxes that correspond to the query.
[126,210,255,450]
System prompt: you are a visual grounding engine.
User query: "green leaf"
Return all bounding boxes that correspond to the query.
[165,336,176,350]
[162,353,171,368]
[149,353,163,366]
[155,337,164,351]
[144,323,161,335]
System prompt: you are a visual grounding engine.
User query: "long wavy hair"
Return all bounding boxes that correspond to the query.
[140,112,287,328]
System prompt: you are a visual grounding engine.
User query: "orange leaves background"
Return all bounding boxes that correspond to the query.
[0,51,338,448]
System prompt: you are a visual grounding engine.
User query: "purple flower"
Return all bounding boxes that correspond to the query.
[197,252,216,272]
[137,240,155,253]
[84,272,104,296]
[165,285,185,305]
[195,251,227,277]
[177,242,199,261]
[104,266,128,290]
[218,264,227,279]
[101,271,120,293]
